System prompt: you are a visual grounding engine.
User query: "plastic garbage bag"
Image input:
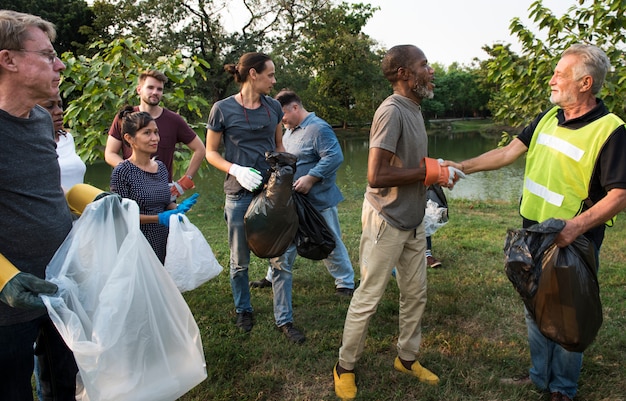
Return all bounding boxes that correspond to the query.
[424,184,448,236]
[244,151,299,258]
[504,218,602,352]
[42,195,207,401]
[165,214,223,292]
[292,191,335,260]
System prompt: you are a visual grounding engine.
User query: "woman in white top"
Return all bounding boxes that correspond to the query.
[39,94,86,192]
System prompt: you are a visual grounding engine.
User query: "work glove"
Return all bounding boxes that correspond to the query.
[0,272,57,310]
[169,175,195,200]
[422,157,466,187]
[176,193,199,214]
[229,164,263,192]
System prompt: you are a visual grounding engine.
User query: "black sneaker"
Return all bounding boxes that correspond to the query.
[278,322,306,344]
[335,287,354,297]
[249,278,272,288]
[236,311,255,332]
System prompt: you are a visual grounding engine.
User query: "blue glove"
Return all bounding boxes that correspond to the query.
[176,193,199,214]
[158,209,180,227]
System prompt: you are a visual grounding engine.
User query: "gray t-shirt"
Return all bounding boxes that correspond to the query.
[207,94,283,194]
[365,94,428,230]
[0,105,73,325]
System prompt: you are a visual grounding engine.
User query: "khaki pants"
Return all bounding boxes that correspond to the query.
[339,200,427,370]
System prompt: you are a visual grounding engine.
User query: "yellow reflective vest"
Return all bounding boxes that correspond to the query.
[520,106,624,223]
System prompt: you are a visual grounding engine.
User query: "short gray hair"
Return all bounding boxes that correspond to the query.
[562,44,610,95]
[0,10,56,51]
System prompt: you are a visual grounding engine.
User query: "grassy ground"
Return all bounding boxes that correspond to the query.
[176,182,626,401]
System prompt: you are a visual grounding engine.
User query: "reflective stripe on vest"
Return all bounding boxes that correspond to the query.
[520,106,624,222]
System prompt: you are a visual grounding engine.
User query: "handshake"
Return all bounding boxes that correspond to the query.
[422,157,466,188]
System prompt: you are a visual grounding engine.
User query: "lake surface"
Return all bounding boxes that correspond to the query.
[84,131,525,202]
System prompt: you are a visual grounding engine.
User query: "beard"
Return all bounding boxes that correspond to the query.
[412,83,434,100]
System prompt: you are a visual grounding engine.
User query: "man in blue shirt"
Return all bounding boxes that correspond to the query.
[251,90,355,297]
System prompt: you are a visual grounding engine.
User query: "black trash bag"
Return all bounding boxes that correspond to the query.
[503,218,602,352]
[244,151,299,258]
[292,192,336,260]
[427,184,448,211]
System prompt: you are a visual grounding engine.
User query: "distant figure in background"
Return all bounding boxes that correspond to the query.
[38,94,86,193]
[249,89,355,296]
[105,70,205,197]
[110,106,197,264]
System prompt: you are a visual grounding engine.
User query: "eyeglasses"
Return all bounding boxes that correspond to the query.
[13,49,58,64]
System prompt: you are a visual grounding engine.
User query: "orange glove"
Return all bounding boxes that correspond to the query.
[170,175,195,198]
[422,157,450,186]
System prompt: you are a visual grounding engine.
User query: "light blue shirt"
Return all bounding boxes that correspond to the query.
[283,112,344,210]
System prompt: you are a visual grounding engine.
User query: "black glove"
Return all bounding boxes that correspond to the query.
[0,272,58,310]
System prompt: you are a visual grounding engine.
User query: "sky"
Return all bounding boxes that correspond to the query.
[219,0,575,67]
[342,0,574,66]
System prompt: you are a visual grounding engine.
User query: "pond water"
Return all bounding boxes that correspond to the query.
[84,130,525,202]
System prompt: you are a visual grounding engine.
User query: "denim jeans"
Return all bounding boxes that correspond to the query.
[525,308,582,399]
[264,206,355,290]
[225,192,294,326]
[0,314,77,401]
[225,192,255,314]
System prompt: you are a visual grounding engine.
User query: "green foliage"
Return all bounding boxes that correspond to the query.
[483,0,626,131]
[60,38,210,164]
[1,0,94,54]
[423,63,491,119]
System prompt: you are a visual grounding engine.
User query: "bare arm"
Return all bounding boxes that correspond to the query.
[104,136,124,168]
[274,124,285,152]
[556,188,626,247]
[205,129,232,173]
[367,147,426,188]
[443,137,528,174]
[182,136,206,178]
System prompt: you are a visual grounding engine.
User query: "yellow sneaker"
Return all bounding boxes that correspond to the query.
[393,357,440,385]
[333,363,357,400]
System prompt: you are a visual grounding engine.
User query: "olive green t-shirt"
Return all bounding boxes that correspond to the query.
[365,94,428,230]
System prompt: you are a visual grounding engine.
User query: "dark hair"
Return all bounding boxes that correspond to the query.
[224,52,272,84]
[138,70,168,85]
[274,89,302,107]
[118,105,154,147]
[381,45,422,83]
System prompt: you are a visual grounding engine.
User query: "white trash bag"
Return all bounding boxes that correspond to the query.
[164,214,223,292]
[423,198,449,237]
[42,196,207,401]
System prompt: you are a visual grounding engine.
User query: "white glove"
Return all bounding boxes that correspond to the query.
[447,166,466,185]
[229,164,263,192]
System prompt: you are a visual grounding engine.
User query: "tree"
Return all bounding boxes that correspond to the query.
[60,38,210,171]
[483,0,626,131]
[0,0,95,54]
[423,62,490,120]
[292,2,387,128]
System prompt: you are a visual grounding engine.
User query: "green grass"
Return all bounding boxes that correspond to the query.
[179,193,626,401]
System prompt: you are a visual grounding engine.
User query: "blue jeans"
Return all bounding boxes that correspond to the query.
[525,308,582,399]
[225,192,294,326]
[0,315,77,401]
[264,206,355,290]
